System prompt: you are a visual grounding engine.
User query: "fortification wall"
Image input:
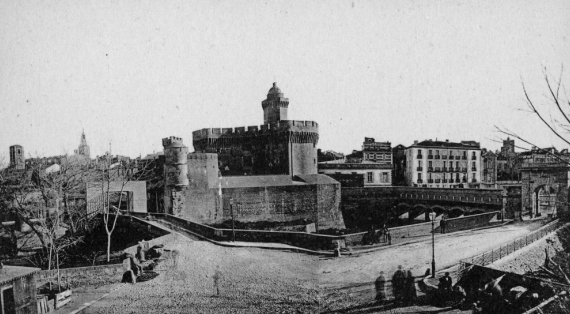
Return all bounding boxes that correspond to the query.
[187,153,219,189]
[192,120,319,142]
[171,180,343,231]
[292,142,318,175]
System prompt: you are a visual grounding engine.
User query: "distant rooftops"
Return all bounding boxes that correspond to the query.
[410,139,481,149]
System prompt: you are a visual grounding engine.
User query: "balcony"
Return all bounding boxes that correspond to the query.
[448,167,454,172]
[417,179,423,183]
[434,167,441,172]
[455,156,461,160]
[442,155,448,159]
[462,156,467,160]
[417,154,423,159]
[472,179,478,183]
[442,179,448,183]
[461,167,468,172]
[471,167,477,171]
[462,178,467,183]
[428,167,433,172]
[442,167,447,172]
[472,156,477,160]
[449,179,454,183]
[435,179,441,183]
[417,167,423,171]
[428,155,434,159]
[435,155,441,159]
[428,179,434,183]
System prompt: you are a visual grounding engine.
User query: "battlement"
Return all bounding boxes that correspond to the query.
[188,153,218,160]
[162,136,184,147]
[192,120,319,141]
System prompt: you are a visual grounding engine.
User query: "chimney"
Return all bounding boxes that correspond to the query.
[446,139,449,143]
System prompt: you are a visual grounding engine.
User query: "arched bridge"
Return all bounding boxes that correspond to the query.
[341,186,504,229]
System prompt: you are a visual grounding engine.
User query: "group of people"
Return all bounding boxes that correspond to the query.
[362,226,392,246]
[375,265,417,305]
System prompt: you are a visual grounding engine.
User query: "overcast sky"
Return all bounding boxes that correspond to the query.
[1,0,569,163]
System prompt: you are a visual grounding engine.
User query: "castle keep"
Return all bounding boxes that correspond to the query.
[192,83,319,177]
[163,83,345,231]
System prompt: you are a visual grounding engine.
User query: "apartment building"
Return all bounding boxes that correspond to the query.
[405,139,481,188]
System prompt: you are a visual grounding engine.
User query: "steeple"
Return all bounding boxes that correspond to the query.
[75,129,91,158]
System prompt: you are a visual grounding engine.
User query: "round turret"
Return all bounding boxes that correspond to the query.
[163,137,189,187]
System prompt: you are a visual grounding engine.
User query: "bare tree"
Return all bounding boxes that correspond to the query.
[0,155,93,289]
[496,67,570,157]
[90,151,153,262]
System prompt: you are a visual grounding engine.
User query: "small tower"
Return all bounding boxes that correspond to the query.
[262,82,289,124]
[9,145,25,170]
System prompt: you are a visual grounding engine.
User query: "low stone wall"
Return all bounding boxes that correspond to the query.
[390,221,434,239]
[36,263,124,288]
[123,233,180,256]
[158,213,342,251]
[444,211,500,233]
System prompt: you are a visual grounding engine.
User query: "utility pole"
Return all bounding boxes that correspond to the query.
[230,198,235,242]
[431,209,436,278]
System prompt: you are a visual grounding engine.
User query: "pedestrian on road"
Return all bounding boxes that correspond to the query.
[392,265,406,304]
[375,271,387,303]
[442,272,453,292]
[440,218,446,234]
[387,230,392,245]
[404,269,417,305]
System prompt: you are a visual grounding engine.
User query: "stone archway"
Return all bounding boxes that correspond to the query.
[532,185,557,217]
[521,163,569,218]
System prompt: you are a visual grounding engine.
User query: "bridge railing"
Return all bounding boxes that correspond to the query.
[458,219,561,279]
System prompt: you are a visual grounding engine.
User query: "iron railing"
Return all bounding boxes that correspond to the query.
[458,219,562,278]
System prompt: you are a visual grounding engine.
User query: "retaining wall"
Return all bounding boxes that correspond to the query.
[36,263,124,288]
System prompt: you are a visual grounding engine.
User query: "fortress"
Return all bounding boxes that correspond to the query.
[162,83,345,231]
[192,83,320,177]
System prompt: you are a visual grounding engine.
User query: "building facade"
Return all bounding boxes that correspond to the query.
[405,139,482,188]
[481,149,497,188]
[362,138,392,164]
[318,160,392,186]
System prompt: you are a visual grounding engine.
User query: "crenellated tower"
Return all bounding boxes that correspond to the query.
[262,82,289,124]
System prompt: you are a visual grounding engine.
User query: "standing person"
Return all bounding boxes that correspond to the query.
[387,230,392,245]
[442,272,453,293]
[375,271,387,303]
[440,218,446,234]
[405,269,417,305]
[392,265,406,304]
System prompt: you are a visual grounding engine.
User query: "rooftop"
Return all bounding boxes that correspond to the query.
[410,139,481,149]
[0,265,40,286]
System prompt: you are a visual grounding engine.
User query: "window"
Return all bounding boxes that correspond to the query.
[367,172,373,182]
[418,161,421,166]
[456,161,459,168]
[472,162,476,168]
[429,161,432,167]
[418,149,422,154]
[436,150,439,155]
[443,161,446,167]
[377,154,383,159]
[418,173,422,180]
[382,172,388,182]
[429,150,432,155]
[449,151,453,156]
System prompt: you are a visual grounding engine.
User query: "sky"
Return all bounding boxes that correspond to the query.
[1,0,570,164]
